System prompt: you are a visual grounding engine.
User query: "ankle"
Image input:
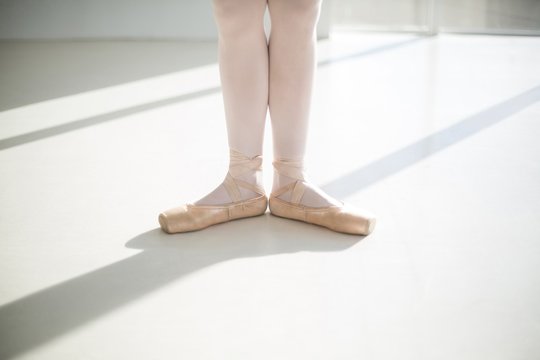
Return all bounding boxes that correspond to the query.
[193,149,265,206]
[229,150,264,187]
[270,157,342,207]
[272,155,305,177]
[272,172,295,194]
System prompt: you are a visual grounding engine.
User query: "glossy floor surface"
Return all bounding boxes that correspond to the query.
[1,31,539,359]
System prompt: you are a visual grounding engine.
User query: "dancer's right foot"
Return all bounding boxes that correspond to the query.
[158,148,268,233]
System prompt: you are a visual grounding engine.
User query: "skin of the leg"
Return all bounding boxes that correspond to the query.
[213,0,269,157]
[267,0,340,207]
[194,0,268,205]
[267,0,320,161]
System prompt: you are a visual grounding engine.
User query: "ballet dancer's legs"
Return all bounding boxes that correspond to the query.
[197,0,340,208]
[194,0,269,205]
[159,0,375,234]
[267,0,341,207]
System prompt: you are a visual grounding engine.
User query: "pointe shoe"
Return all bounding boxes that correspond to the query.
[158,149,268,233]
[269,158,376,235]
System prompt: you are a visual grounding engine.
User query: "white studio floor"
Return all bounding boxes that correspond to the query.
[1,31,539,360]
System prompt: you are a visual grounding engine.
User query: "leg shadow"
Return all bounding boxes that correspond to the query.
[322,83,540,198]
[0,213,364,359]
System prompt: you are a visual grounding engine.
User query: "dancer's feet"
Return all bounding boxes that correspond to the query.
[158,148,267,233]
[269,157,376,235]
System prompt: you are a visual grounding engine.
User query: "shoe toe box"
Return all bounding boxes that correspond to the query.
[336,205,377,235]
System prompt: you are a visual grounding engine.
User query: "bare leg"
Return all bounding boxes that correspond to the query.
[194,0,269,205]
[267,0,340,207]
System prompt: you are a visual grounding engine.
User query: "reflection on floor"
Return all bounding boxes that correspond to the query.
[1,31,539,360]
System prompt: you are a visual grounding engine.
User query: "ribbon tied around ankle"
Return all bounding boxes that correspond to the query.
[223,148,265,202]
[272,157,306,181]
[228,148,263,178]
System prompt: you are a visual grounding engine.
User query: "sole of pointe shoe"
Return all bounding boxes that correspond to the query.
[158,195,268,234]
[269,196,376,236]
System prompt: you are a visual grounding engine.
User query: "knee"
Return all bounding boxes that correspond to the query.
[212,0,266,37]
[269,0,322,34]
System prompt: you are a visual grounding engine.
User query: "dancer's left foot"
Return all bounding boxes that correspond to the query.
[269,157,376,235]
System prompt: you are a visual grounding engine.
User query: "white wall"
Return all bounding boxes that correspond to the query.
[0,0,217,40]
[0,0,331,40]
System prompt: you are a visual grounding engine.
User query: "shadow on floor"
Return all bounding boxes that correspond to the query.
[0,40,219,112]
[322,83,540,198]
[0,86,221,151]
[0,212,364,359]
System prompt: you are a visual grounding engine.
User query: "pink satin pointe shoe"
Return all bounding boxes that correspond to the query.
[269,158,376,235]
[158,149,268,233]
